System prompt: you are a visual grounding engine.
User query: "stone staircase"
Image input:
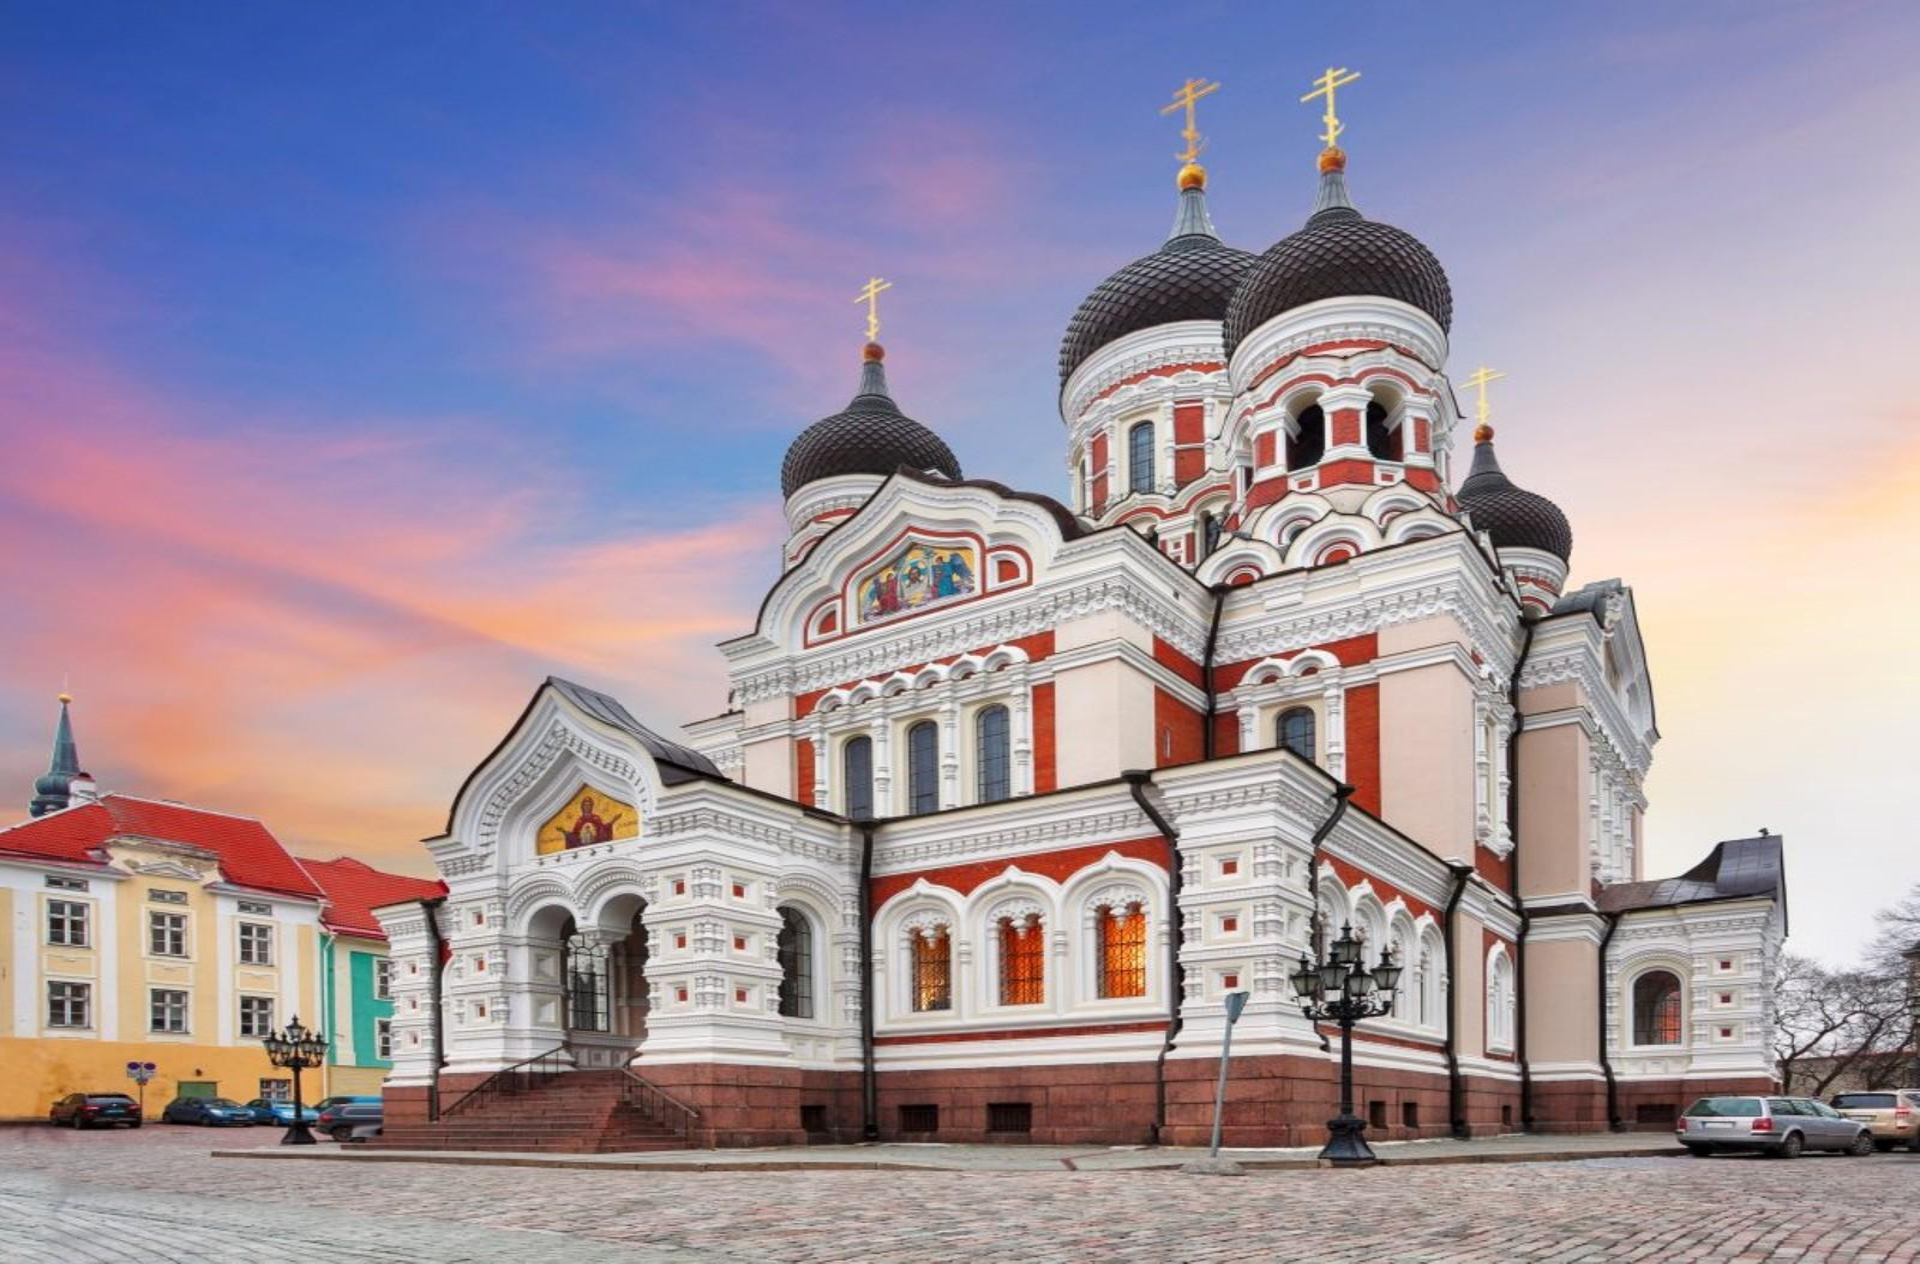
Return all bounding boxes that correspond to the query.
[372,1069,693,1154]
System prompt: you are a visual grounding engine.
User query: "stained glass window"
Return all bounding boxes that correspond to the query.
[999,915,1045,1006]
[911,927,951,1012]
[777,907,814,1019]
[1096,902,1147,999]
[1633,971,1683,1045]
[844,735,874,821]
[907,721,939,815]
[976,705,1011,804]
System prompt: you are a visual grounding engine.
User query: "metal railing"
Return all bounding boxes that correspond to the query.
[619,1068,701,1140]
[442,1043,569,1118]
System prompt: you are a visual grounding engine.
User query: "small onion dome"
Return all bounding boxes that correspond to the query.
[780,342,961,498]
[1058,165,1256,385]
[1456,424,1573,562]
[1222,148,1452,358]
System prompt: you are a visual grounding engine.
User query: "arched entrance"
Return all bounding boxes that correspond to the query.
[559,900,649,1069]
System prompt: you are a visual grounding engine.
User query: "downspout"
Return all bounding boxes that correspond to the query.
[857,819,879,1141]
[1124,770,1182,1143]
[1598,911,1623,1132]
[320,930,335,1100]
[1201,584,1228,760]
[421,895,447,1121]
[1507,619,1539,1130]
[1304,783,1357,1053]
[1442,864,1472,1139]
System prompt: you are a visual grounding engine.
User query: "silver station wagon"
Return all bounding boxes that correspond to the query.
[1678,1095,1874,1158]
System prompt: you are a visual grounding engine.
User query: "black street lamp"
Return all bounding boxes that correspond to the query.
[1291,923,1402,1165]
[261,1015,329,1145]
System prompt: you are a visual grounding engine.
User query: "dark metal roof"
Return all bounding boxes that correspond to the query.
[1599,835,1786,926]
[1059,184,1255,384]
[547,676,723,782]
[1222,166,1451,357]
[1456,437,1573,563]
[781,353,961,498]
[30,697,82,818]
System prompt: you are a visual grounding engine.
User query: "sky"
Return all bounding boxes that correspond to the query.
[2,2,1916,967]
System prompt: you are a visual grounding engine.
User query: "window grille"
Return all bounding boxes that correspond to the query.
[238,922,274,965]
[1632,971,1683,1045]
[1096,902,1148,999]
[987,1102,1033,1133]
[150,989,189,1034]
[999,915,1045,1006]
[777,907,814,1019]
[975,705,1011,804]
[48,981,90,1029]
[149,911,187,957]
[1277,707,1316,761]
[238,995,275,1038]
[843,735,874,820]
[911,927,952,1012]
[898,1104,939,1134]
[47,899,89,947]
[563,927,611,1033]
[1128,422,1155,493]
[906,721,939,816]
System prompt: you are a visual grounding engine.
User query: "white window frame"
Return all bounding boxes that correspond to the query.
[237,921,274,966]
[150,988,190,1034]
[375,1018,393,1060]
[148,910,188,958]
[48,980,91,1029]
[238,994,275,1038]
[375,958,393,1001]
[47,898,90,948]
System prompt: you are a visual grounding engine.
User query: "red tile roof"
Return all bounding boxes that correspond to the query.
[301,856,445,939]
[0,795,323,899]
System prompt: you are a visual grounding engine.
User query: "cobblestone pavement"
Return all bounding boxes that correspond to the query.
[4,1125,1918,1263]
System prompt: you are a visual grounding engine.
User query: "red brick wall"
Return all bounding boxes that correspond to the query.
[871,836,1168,908]
[1152,635,1205,688]
[795,739,815,808]
[1212,633,1377,692]
[1154,687,1205,768]
[1346,682,1381,814]
[1329,407,1362,447]
[1254,429,1276,468]
[1091,432,1109,515]
[1031,681,1056,793]
[1173,401,1205,486]
[1316,457,1376,490]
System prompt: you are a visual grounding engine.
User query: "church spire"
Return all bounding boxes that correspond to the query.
[30,693,82,818]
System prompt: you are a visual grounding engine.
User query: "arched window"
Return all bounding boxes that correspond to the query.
[910,925,951,1012]
[1129,422,1155,493]
[1390,922,1417,1020]
[1287,404,1326,470]
[562,919,610,1033]
[843,735,873,821]
[1632,971,1683,1046]
[999,914,1045,1005]
[975,705,1011,804]
[1277,707,1316,762]
[776,907,814,1020]
[1419,927,1446,1030]
[907,721,938,816]
[1096,902,1147,999]
[1365,399,1403,461]
[1487,949,1515,1051]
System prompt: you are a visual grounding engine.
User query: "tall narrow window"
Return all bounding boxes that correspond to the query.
[1365,400,1402,461]
[46,899,88,947]
[150,988,189,1034]
[1096,902,1147,999]
[907,721,939,815]
[1287,404,1326,469]
[1129,422,1155,493]
[47,981,90,1029]
[998,914,1045,1006]
[1632,971,1683,1046]
[843,735,874,821]
[911,927,952,1012]
[975,705,1011,804]
[1277,707,1316,762]
[777,907,814,1020]
[149,911,187,957]
[238,922,274,965]
[238,995,275,1038]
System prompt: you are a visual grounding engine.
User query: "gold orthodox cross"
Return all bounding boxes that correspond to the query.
[1301,66,1361,149]
[853,276,892,343]
[1161,77,1221,163]
[1460,365,1506,424]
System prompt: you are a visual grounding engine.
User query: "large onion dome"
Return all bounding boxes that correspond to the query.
[781,343,961,498]
[1059,165,1256,385]
[1223,150,1451,357]
[1456,425,1572,562]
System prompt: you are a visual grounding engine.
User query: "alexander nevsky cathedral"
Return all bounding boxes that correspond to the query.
[371,76,1787,1151]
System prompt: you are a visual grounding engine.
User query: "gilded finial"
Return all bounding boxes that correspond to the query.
[1162,77,1221,189]
[1459,366,1506,429]
[1301,66,1361,151]
[852,276,892,344]
[58,692,72,705]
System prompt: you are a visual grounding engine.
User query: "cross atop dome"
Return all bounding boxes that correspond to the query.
[1301,65,1360,168]
[1161,77,1221,190]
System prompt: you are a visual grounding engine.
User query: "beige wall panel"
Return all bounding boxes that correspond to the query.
[1516,723,1591,902]
[1525,935,1600,1063]
[1053,659,1156,787]
[741,737,793,797]
[1376,614,1467,655]
[1379,662,1477,860]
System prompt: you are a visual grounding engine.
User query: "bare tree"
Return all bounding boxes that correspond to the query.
[1774,945,1914,1095]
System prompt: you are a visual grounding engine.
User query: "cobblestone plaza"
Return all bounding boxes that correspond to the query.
[4,1127,1917,1262]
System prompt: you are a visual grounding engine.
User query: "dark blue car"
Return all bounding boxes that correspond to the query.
[161,1096,254,1126]
[245,1098,320,1126]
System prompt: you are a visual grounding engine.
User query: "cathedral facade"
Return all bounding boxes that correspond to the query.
[374,120,1786,1149]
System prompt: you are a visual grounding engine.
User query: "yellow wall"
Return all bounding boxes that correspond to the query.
[4,1036,300,1119]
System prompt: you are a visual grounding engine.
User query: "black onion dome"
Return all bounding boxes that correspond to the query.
[1059,180,1256,384]
[781,347,961,498]
[1223,157,1451,357]
[1456,430,1572,562]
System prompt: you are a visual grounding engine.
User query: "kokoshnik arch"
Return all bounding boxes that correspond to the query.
[370,75,1786,1149]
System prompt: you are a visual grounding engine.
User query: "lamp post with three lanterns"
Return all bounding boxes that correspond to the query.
[1291,923,1402,1165]
[261,1016,329,1145]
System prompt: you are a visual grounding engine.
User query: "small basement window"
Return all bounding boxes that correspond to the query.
[898,1104,939,1134]
[800,1105,829,1135]
[1368,1101,1387,1129]
[986,1102,1033,1134]
[1402,1101,1420,1129]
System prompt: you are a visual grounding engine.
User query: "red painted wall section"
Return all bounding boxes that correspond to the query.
[1413,417,1431,454]
[1345,682,1382,815]
[1212,633,1378,692]
[1477,844,1513,892]
[1322,854,1438,922]
[871,837,1169,908]
[1154,688,1205,768]
[1403,468,1440,493]
[794,632,1058,720]
[1152,636,1205,688]
[1329,408,1362,447]
[1254,430,1277,468]
[1173,402,1205,486]
[1031,682,1057,793]
[795,740,815,808]
[1245,477,1288,510]
[1316,458,1377,490]
[1212,712,1240,756]
[1091,432,1110,515]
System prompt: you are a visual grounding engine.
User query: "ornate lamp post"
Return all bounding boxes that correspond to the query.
[1291,923,1402,1165]
[261,1016,328,1145]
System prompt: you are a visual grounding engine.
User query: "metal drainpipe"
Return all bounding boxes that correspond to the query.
[421,895,447,1121]
[1201,585,1228,760]
[1124,770,1182,1143]
[1303,783,1357,1053]
[857,819,879,1141]
[1507,619,1538,1130]
[320,930,335,1101]
[1598,911,1624,1132]
[1441,864,1473,1139]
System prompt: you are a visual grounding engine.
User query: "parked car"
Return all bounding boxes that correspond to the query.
[311,1094,381,1114]
[49,1093,142,1129]
[244,1098,321,1126]
[316,1100,383,1142]
[1678,1095,1874,1158]
[161,1096,255,1127]
[1829,1090,1920,1151]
